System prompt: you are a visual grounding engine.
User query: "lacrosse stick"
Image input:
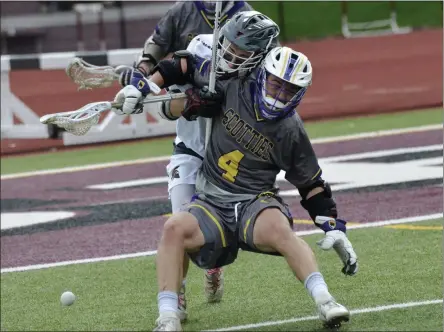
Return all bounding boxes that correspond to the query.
[40,91,187,136]
[66,56,163,94]
[204,0,223,150]
[66,57,119,90]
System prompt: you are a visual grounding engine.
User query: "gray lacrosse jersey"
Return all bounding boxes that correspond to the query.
[151,1,253,54]
[195,68,322,203]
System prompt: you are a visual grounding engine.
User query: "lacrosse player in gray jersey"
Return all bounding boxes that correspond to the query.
[115,45,358,330]
[116,10,280,327]
[133,1,253,76]
[160,11,279,316]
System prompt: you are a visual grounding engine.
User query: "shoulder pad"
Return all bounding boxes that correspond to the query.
[173,50,193,59]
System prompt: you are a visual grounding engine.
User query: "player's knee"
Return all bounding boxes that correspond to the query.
[163,212,198,242]
[254,208,293,245]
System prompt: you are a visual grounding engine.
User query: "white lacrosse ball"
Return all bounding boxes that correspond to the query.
[60,291,76,306]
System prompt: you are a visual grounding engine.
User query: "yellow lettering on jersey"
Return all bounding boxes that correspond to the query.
[221,109,274,161]
[218,150,245,183]
[230,119,245,137]
[245,132,261,150]
[254,138,274,160]
[236,123,252,143]
[226,114,240,131]
[260,141,274,161]
[222,108,235,125]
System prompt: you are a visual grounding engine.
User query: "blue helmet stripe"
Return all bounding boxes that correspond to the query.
[283,56,298,81]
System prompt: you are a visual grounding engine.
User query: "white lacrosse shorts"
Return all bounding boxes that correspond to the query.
[166,153,203,195]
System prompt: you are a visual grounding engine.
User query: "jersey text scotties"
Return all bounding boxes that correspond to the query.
[222,109,274,161]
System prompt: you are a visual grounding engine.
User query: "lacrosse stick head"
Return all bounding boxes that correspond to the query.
[40,102,112,136]
[66,57,120,90]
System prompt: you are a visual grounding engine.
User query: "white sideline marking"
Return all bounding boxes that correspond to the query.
[0,250,158,274]
[1,155,171,180]
[319,144,443,163]
[206,299,443,331]
[366,86,430,95]
[1,211,75,230]
[87,176,169,190]
[1,213,442,274]
[308,124,441,145]
[1,124,441,180]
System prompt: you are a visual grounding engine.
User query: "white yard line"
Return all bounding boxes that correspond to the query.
[86,176,169,190]
[0,250,158,274]
[307,123,441,144]
[2,124,441,180]
[1,213,442,274]
[206,299,443,331]
[320,144,443,163]
[1,155,171,180]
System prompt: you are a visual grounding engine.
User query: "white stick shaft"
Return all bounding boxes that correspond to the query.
[142,92,186,104]
[205,1,222,150]
[208,1,222,93]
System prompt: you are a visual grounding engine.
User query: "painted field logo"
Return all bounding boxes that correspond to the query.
[279,145,443,196]
[1,144,442,236]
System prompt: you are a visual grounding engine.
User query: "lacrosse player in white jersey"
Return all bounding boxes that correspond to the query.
[116,10,280,324]
[125,1,253,78]
[117,0,253,317]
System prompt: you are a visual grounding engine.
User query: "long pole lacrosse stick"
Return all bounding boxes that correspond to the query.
[205,1,223,150]
[39,92,187,137]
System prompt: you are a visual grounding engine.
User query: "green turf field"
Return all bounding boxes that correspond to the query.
[254,1,443,41]
[1,107,442,175]
[1,219,442,331]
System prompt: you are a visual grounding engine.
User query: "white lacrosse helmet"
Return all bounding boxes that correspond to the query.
[255,46,312,120]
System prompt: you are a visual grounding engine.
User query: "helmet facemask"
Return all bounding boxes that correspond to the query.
[255,68,307,120]
[215,36,267,78]
[254,47,312,121]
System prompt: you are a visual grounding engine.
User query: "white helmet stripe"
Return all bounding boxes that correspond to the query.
[279,48,290,78]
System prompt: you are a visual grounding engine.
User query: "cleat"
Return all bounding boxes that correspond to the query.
[317,299,350,328]
[178,284,188,322]
[153,312,182,331]
[204,267,224,303]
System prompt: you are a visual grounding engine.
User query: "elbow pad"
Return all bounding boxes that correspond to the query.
[300,182,338,221]
[151,50,195,88]
[138,39,164,67]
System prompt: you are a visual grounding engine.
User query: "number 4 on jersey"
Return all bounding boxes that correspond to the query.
[218,150,245,183]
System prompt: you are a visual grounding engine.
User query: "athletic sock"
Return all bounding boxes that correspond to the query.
[158,291,179,314]
[304,272,333,305]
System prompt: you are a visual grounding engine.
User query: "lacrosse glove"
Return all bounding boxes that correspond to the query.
[113,69,154,115]
[314,216,359,276]
[117,66,149,87]
[182,86,224,121]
